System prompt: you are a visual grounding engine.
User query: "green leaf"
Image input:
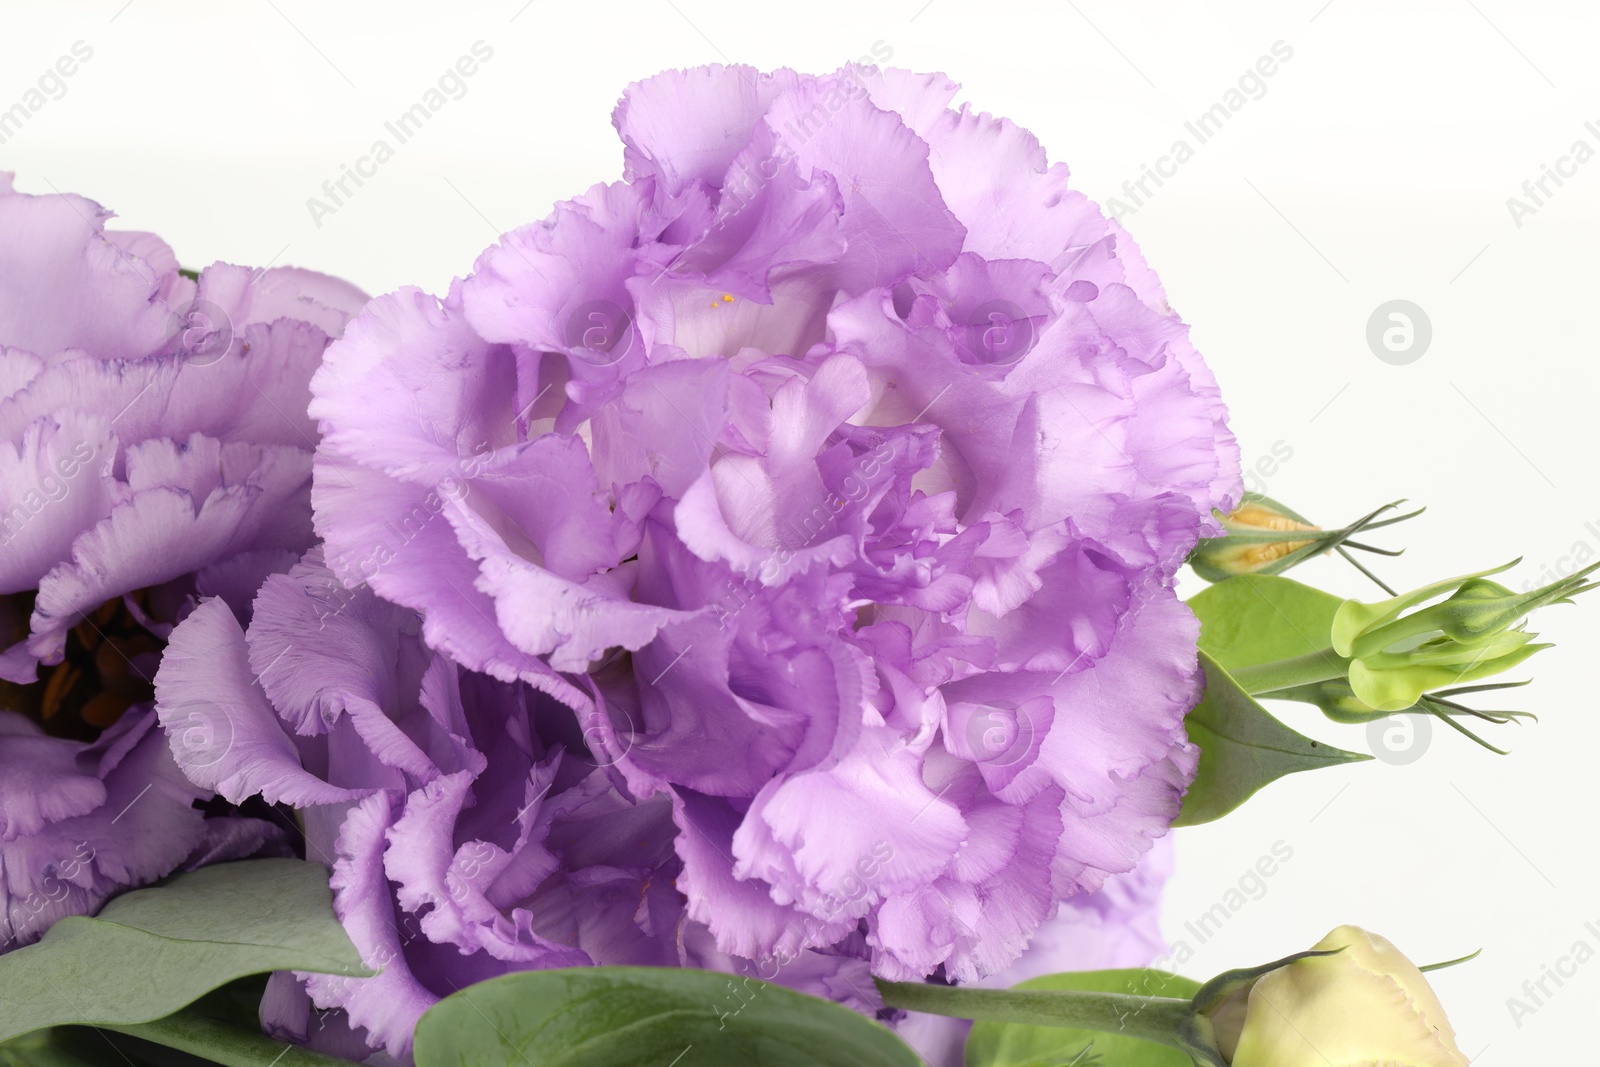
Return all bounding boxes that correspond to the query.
[0,1022,337,1067]
[964,970,1200,1067]
[1175,653,1370,826]
[0,1030,112,1067]
[413,966,922,1067]
[0,859,370,1043]
[1189,574,1345,672]
[105,1010,354,1067]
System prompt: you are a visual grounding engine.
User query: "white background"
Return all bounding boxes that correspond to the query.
[4,0,1597,1060]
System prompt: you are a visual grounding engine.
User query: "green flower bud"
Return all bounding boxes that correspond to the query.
[1190,496,1323,580]
[1330,560,1596,712]
[1190,495,1421,590]
[1270,677,1536,753]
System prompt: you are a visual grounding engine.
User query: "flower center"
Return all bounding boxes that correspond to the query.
[0,592,161,740]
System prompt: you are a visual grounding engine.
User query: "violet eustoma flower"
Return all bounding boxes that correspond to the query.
[896,839,1176,1067]
[309,64,1240,986]
[0,173,366,692]
[0,707,213,952]
[154,552,876,1060]
[0,174,361,944]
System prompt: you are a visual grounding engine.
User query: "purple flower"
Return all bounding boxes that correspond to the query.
[0,174,361,948]
[0,706,210,951]
[308,65,1239,987]
[0,172,367,690]
[154,551,872,1060]
[896,838,1175,1067]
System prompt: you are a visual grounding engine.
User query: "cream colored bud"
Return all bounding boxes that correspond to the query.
[1223,926,1468,1066]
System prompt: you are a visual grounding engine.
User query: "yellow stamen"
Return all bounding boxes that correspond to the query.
[1236,539,1316,567]
[1230,501,1319,534]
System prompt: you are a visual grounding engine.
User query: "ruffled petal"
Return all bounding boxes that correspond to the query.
[28,438,313,667]
[0,186,183,361]
[301,792,439,1060]
[154,597,368,807]
[613,65,805,194]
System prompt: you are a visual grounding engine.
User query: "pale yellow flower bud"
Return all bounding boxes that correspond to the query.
[1222,926,1468,1066]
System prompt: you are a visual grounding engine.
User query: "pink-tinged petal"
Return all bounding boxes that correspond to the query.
[967,513,1071,618]
[459,180,658,356]
[613,65,806,193]
[244,557,425,736]
[630,268,837,363]
[180,815,292,870]
[602,614,806,796]
[312,451,587,706]
[193,547,302,622]
[858,67,961,138]
[0,713,107,840]
[154,597,368,807]
[309,288,517,485]
[2,708,208,950]
[673,788,853,960]
[0,414,114,594]
[198,263,368,337]
[28,439,313,667]
[0,320,332,461]
[964,540,1131,674]
[588,357,728,498]
[733,732,967,919]
[0,346,43,400]
[756,79,965,291]
[666,156,847,299]
[0,187,183,360]
[447,490,689,673]
[302,793,439,1060]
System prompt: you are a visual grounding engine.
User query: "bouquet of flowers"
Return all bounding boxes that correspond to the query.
[0,62,1577,1067]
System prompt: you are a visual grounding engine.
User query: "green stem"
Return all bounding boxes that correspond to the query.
[1228,648,1350,695]
[102,1010,349,1067]
[876,980,1195,1051]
